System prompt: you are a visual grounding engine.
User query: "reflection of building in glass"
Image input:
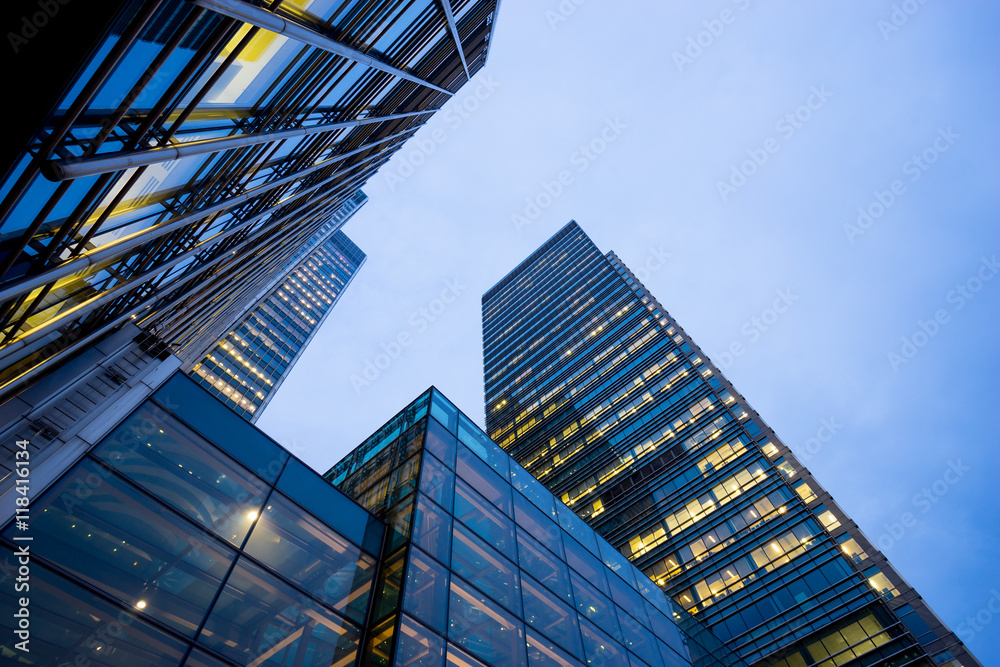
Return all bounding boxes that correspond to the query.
[0,370,748,666]
[482,221,981,667]
[190,192,367,420]
[0,0,500,400]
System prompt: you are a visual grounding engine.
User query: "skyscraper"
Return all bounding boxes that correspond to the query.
[482,221,980,667]
[190,192,367,420]
[0,0,501,402]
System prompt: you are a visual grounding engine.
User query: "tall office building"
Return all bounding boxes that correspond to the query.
[0,367,747,667]
[482,222,980,667]
[0,0,500,402]
[190,192,367,420]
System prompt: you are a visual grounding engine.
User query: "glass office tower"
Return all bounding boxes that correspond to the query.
[0,369,745,667]
[326,386,745,667]
[0,0,500,401]
[190,194,367,420]
[482,222,980,667]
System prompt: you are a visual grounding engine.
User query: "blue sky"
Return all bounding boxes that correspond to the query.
[261,2,1000,661]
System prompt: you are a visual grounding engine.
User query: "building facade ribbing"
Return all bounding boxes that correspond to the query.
[482,221,980,667]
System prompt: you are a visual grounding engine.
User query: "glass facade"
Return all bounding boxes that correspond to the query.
[0,372,383,666]
[0,0,500,398]
[326,387,746,667]
[191,192,367,420]
[481,221,981,667]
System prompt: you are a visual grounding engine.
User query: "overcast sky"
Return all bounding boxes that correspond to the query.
[260,2,1000,662]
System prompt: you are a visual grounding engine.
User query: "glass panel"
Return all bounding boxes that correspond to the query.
[0,562,187,666]
[631,653,654,667]
[431,391,459,433]
[94,403,269,546]
[366,615,395,667]
[457,444,513,516]
[516,526,574,604]
[644,600,688,659]
[413,494,453,564]
[521,575,584,659]
[513,491,564,559]
[387,494,416,553]
[564,535,611,598]
[457,412,510,481]
[617,609,662,666]
[579,618,628,667]
[599,539,637,587]
[244,492,377,623]
[5,458,234,637]
[661,641,692,667]
[425,416,458,469]
[451,522,521,614]
[153,374,288,481]
[373,548,407,625]
[608,572,650,625]
[527,629,586,667]
[277,457,372,552]
[449,578,527,667]
[557,504,600,556]
[447,645,491,667]
[511,464,556,517]
[403,548,450,635]
[199,557,360,666]
[454,478,516,561]
[420,450,455,512]
[184,647,234,666]
[569,571,623,644]
[397,614,446,667]
[365,516,386,556]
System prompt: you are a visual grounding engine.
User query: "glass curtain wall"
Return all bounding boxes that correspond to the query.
[327,387,747,667]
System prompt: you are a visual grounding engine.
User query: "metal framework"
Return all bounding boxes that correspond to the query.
[0,0,500,397]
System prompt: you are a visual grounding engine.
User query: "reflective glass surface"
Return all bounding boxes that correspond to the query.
[199,557,361,665]
[243,492,377,623]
